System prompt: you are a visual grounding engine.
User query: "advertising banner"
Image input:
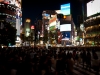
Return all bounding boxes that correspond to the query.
[49,17,57,24]
[16,19,20,35]
[49,16,57,31]
[49,26,56,31]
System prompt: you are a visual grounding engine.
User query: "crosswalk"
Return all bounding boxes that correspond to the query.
[72,64,98,75]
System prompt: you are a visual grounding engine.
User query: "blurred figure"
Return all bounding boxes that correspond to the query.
[86,50,91,71]
[67,55,74,75]
[75,51,80,66]
[56,54,65,75]
[10,69,17,75]
[82,49,87,68]
[92,52,100,75]
[41,70,46,75]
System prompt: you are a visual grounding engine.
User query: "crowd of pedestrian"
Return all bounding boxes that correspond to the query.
[0,47,99,75]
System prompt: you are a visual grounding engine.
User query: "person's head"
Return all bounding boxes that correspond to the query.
[93,53,98,60]
[10,69,17,75]
[41,70,46,75]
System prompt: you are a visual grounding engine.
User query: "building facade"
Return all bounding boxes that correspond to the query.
[0,0,22,34]
[84,14,100,45]
[0,0,22,46]
[42,10,57,45]
[84,0,100,45]
[0,2,17,27]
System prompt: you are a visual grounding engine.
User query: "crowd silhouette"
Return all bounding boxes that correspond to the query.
[0,47,100,75]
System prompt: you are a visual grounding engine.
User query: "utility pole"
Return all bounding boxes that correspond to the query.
[82,0,85,45]
[34,14,41,49]
[79,0,85,45]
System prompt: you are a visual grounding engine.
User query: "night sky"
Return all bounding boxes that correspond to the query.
[22,0,83,25]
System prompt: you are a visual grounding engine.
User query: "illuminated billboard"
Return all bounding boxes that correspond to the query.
[62,32,71,39]
[0,0,21,8]
[60,3,70,15]
[49,16,57,31]
[49,21,56,31]
[31,26,34,29]
[60,24,71,31]
[87,0,100,17]
[49,17,57,24]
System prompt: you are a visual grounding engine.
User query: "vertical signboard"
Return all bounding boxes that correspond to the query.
[16,19,20,35]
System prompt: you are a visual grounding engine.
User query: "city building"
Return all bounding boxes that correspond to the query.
[56,3,76,46]
[0,0,22,46]
[42,10,57,45]
[40,3,76,46]
[33,3,77,46]
[84,0,100,45]
[35,20,44,44]
[0,2,17,27]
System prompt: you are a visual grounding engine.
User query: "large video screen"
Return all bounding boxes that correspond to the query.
[60,3,70,15]
[87,0,100,17]
[60,24,71,31]
[0,0,21,8]
[62,32,70,39]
